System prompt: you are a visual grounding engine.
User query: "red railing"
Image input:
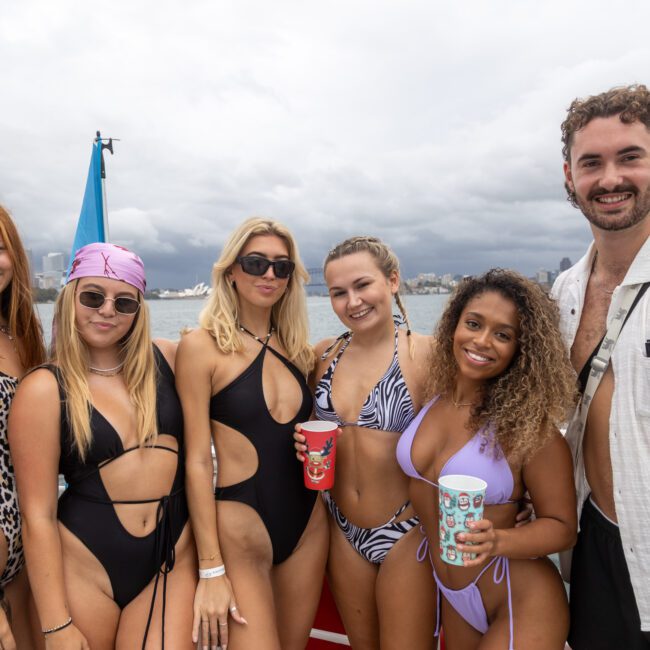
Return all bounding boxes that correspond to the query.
[307,580,445,649]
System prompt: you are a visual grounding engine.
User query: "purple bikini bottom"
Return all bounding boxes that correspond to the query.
[417,533,514,649]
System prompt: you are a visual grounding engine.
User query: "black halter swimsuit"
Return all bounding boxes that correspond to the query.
[210,341,315,564]
[47,346,188,648]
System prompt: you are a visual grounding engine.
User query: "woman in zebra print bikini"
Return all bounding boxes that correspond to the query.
[296,236,437,649]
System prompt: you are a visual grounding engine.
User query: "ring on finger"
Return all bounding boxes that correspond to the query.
[219,621,228,627]
[229,605,237,612]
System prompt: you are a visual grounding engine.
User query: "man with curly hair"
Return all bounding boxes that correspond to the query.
[552,84,650,649]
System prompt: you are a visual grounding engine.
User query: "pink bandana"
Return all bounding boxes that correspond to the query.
[67,242,146,294]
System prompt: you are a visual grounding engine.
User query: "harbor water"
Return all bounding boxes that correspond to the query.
[36,294,451,345]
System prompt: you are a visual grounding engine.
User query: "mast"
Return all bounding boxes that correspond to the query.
[97,130,114,242]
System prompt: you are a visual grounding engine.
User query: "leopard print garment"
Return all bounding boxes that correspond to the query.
[0,373,22,587]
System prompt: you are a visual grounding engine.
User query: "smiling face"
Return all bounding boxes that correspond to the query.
[0,235,14,297]
[325,251,399,332]
[74,277,140,349]
[453,291,520,384]
[230,234,291,309]
[564,116,650,233]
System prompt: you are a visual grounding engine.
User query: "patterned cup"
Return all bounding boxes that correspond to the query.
[301,421,338,490]
[438,474,487,566]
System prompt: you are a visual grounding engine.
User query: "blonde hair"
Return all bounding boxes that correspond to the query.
[53,281,158,459]
[426,269,578,463]
[199,217,314,376]
[0,205,46,371]
[324,236,414,358]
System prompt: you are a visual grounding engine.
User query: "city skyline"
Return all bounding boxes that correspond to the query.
[28,247,571,291]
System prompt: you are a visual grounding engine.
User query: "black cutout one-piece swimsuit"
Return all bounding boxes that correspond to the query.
[47,346,188,648]
[210,342,315,564]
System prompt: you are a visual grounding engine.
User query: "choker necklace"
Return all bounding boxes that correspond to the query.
[89,361,125,377]
[239,324,274,346]
[451,392,473,408]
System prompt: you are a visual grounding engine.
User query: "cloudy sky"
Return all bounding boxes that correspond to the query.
[2,0,649,288]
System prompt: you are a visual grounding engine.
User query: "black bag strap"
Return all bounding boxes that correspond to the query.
[577,282,649,394]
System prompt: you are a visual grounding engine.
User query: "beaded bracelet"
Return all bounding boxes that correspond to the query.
[42,616,73,635]
[198,564,226,579]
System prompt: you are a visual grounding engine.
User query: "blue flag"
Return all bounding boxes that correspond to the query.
[67,137,105,275]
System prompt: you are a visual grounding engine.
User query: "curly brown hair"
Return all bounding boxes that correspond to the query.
[426,269,577,463]
[561,84,650,206]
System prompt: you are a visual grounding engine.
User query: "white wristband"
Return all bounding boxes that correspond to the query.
[199,564,226,579]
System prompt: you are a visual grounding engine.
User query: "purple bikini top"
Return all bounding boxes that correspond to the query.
[396,396,514,504]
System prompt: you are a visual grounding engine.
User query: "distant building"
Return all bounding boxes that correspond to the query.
[559,257,572,272]
[25,248,37,287]
[536,269,550,285]
[43,252,66,273]
[36,272,63,290]
[38,253,66,290]
[417,272,437,284]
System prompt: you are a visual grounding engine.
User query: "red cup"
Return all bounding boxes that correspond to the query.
[301,420,338,490]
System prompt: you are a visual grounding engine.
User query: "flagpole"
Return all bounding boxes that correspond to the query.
[101,176,110,242]
[97,130,114,243]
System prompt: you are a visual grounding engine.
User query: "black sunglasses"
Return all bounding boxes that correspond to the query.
[78,290,141,315]
[236,255,295,279]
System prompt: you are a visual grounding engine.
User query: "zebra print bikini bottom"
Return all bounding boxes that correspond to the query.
[323,491,420,564]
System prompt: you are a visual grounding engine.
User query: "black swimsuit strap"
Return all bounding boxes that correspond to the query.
[68,485,185,506]
[320,331,352,360]
[68,444,179,487]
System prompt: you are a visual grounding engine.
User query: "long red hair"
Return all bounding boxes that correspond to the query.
[0,205,46,371]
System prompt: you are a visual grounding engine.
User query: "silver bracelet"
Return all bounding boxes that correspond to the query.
[198,564,226,579]
[42,616,73,635]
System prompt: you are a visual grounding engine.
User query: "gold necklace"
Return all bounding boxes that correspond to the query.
[88,361,125,377]
[0,323,17,354]
[0,324,13,341]
[451,391,473,408]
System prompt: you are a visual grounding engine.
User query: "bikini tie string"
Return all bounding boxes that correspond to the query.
[320,331,352,360]
[492,556,514,650]
[142,494,177,649]
[416,525,429,562]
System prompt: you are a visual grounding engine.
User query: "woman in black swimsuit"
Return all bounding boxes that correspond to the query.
[177,217,328,650]
[10,243,196,649]
[0,205,46,650]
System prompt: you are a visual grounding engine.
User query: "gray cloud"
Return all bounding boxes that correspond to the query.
[1,0,649,288]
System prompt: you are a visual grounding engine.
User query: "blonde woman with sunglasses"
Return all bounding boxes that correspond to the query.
[177,217,328,650]
[10,243,196,649]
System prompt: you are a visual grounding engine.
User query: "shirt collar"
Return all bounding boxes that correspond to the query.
[621,235,650,286]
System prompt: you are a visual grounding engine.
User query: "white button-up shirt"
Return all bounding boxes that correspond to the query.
[551,236,650,631]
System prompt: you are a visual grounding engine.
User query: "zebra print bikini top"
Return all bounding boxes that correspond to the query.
[314,324,416,433]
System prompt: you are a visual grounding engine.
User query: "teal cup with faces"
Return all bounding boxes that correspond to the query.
[438,474,487,566]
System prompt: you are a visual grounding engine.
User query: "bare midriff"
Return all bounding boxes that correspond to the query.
[329,424,414,529]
